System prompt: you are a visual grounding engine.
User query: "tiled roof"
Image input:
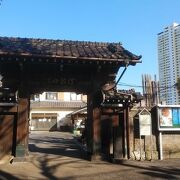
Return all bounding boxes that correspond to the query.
[0,37,141,61]
[31,101,87,109]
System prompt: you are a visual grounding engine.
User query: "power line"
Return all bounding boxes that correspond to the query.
[118,82,177,90]
[118,82,142,88]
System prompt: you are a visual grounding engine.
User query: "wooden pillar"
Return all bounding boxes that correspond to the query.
[16,98,29,158]
[86,93,102,160]
[121,106,130,159]
[86,94,93,156]
[92,107,101,156]
[0,105,18,160]
[101,113,112,158]
[126,106,130,159]
[112,113,124,159]
[123,107,128,159]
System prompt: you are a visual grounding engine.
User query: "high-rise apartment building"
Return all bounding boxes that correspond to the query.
[158,23,180,105]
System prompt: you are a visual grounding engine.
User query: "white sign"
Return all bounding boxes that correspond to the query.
[139,110,152,136]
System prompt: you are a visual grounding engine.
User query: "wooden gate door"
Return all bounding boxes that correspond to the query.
[0,112,17,158]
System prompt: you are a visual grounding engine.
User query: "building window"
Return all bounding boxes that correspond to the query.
[34,94,40,101]
[31,94,40,101]
[46,92,57,100]
[70,93,81,101]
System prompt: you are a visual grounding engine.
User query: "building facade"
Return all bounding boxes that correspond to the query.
[30,92,87,131]
[158,23,180,105]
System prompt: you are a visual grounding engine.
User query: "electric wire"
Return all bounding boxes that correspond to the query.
[117,82,178,92]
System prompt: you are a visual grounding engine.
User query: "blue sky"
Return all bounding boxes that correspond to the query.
[0,0,180,92]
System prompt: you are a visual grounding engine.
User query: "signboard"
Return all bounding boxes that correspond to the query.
[139,108,152,136]
[158,105,180,131]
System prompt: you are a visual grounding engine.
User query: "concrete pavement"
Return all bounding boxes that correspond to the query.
[0,131,180,180]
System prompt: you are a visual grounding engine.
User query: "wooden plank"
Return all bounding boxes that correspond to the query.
[0,115,14,158]
[16,98,29,157]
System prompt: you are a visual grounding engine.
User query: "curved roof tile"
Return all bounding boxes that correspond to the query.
[0,37,141,62]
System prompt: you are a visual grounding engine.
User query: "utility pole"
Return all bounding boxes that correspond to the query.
[142,74,159,107]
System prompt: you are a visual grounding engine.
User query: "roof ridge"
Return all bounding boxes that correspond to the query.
[0,36,141,61]
[0,36,121,46]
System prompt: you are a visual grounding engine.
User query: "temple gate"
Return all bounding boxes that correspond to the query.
[0,37,141,160]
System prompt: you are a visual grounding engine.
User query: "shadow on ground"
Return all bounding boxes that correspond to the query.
[113,159,180,180]
[29,135,87,160]
[0,170,19,180]
[0,132,179,180]
[27,132,88,179]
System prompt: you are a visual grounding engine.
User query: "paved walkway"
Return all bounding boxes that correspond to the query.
[0,131,180,180]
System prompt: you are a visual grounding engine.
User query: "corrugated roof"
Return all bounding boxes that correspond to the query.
[31,101,86,109]
[0,37,141,61]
